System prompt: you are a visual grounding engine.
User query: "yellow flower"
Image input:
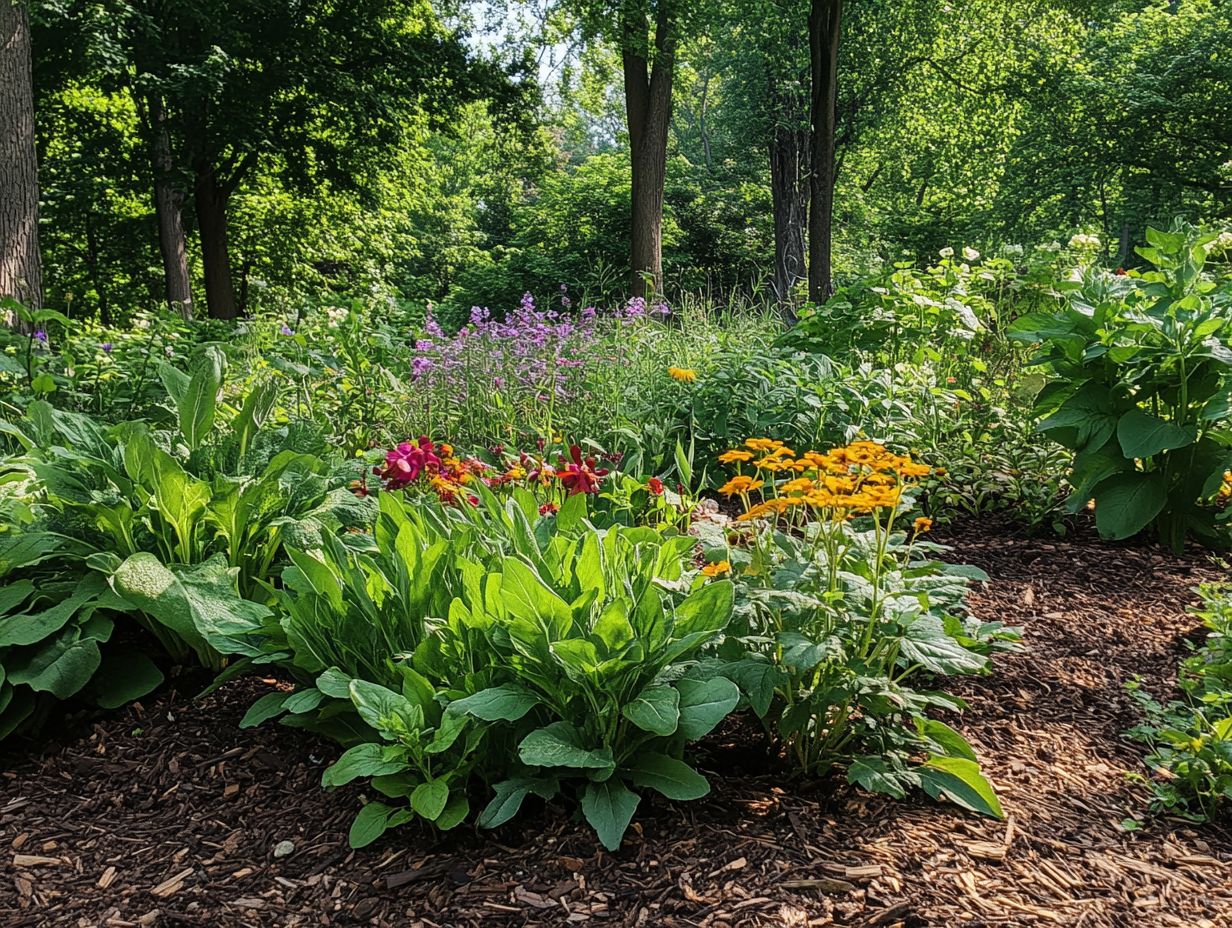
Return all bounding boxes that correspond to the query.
[720,475,763,496]
[701,560,732,578]
[718,450,754,464]
[913,516,933,534]
[781,477,815,495]
[744,438,782,452]
[668,366,697,383]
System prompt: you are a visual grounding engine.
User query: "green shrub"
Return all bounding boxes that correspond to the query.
[1011,223,1232,550]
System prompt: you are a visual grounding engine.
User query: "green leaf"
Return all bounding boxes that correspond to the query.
[349,679,419,735]
[478,777,558,829]
[900,616,988,675]
[93,648,163,710]
[178,347,225,448]
[675,677,740,741]
[435,794,470,830]
[629,754,710,800]
[448,684,540,722]
[7,635,101,699]
[848,757,907,799]
[410,779,450,821]
[348,801,396,849]
[518,722,614,770]
[916,719,978,761]
[919,756,1004,819]
[1116,409,1196,459]
[1092,471,1167,540]
[240,691,290,728]
[673,579,734,638]
[322,743,408,787]
[581,780,641,851]
[622,685,680,736]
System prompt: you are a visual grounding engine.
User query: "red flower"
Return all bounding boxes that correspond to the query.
[1115,267,1127,276]
[556,445,609,495]
[647,477,665,496]
[377,437,443,490]
[539,502,559,516]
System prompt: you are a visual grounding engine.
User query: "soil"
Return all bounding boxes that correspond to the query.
[3,520,1231,928]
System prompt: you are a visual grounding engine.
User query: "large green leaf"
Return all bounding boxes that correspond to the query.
[629,754,709,800]
[110,554,271,659]
[92,647,164,710]
[178,347,225,449]
[1092,471,1167,540]
[919,756,1004,819]
[448,684,540,722]
[673,579,734,637]
[900,616,988,675]
[622,684,680,736]
[675,677,740,741]
[410,779,450,821]
[518,722,614,770]
[7,633,101,699]
[1116,409,1196,459]
[581,779,640,851]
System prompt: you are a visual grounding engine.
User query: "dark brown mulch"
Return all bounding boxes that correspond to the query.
[4,523,1232,928]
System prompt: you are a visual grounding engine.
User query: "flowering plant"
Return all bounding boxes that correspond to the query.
[700,438,1016,816]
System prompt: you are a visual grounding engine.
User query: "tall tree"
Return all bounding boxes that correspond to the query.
[144,93,193,316]
[619,0,677,296]
[0,0,43,309]
[807,0,841,303]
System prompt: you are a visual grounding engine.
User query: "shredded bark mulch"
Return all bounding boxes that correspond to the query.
[3,522,1231,928]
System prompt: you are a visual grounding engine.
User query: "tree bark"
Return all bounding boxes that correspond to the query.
[0,0,43,310]
[194,167,239,319]
[622,3,676,299]
[148,95,193,318]
[770,123,808,310]
[807,0,842,304]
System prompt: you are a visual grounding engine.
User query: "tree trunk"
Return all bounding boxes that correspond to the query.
[622,4,676,299]
[194,168,239,319]
[807,0,842,304]
[770,124,808,310]
[0,0,43,311]
[148,95,193,318]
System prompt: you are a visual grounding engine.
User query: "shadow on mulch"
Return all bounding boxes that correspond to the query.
[3,521,1232,928]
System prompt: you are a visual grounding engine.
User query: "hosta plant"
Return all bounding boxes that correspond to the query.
[1010,223,1232,550]
[698,439,1014,817]
[221,490,738,850]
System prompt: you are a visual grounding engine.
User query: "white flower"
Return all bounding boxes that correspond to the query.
[962,247,980,261]
[1002,244,1024,258]
[1215,230,1232,252]
[939,246,955,258]
[1069,233,1101,250]
[325,306,348,328]
[1044,240,1062,253]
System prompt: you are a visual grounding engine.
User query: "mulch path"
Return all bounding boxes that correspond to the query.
[3,521,1232,928]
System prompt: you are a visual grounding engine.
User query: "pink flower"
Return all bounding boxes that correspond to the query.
[376,437,444,490]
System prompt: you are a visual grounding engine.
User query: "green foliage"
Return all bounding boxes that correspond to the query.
[212,489,737,850]
[1128,582,1232,821]
[1011,224,1232,549]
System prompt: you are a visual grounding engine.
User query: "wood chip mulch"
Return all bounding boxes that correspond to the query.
[3,521,1231,928]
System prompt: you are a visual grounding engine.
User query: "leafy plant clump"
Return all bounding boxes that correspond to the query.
[1127,582,1232,821]
[1012,224,1232,550]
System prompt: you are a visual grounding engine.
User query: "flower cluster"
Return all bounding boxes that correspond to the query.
[718,438,932,526]
[376,438,615,506]
[375,437,486,505]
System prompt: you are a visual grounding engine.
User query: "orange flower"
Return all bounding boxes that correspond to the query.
[913,516,934,534]
[720,475,763,496]
[701,560,732,578]
[719,449,754,464]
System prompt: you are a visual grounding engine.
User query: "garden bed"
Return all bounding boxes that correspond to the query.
[3,522,1230,928]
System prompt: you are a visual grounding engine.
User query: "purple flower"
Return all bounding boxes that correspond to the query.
[32,329,47,344]
[280,324,294,336]
[101,342,113,354]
